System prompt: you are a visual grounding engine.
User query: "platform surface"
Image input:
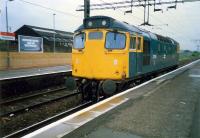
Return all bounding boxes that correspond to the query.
[23,60,200,138]
[67,61,200,138]
[0,65,71,81]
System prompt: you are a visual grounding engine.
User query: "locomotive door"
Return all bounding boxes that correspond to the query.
[129,35,143,77]
[135,36,143,75]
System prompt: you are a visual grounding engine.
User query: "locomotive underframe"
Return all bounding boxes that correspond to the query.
[67,64,178,102]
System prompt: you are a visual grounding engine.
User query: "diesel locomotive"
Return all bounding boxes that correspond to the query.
[66,16,179,100]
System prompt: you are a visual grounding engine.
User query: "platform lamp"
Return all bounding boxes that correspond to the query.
[6,0,14,32]
[5,0,14,69]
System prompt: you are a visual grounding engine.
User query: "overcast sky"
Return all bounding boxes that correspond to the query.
[0,0,200,50]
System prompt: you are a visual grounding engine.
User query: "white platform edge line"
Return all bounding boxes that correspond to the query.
[22,59,200,138]
[0,70,72,81]
[189,75,200,77]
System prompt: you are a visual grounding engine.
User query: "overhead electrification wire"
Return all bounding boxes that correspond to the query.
[93,0,197,42]
[147,11,195,40]
[77,0,200,10]
[98,0,144,22]
[18,0,81,18]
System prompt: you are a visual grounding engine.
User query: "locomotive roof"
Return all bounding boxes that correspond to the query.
[75,16,178,44]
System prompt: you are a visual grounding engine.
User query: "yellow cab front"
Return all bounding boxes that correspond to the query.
[72,29,129,80]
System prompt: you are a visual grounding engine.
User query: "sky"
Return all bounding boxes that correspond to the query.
[0,0,200,51]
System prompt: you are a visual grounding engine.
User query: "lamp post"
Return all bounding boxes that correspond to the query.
[53,13,56,53]
[6,0,14,32]
[5,0,14,69]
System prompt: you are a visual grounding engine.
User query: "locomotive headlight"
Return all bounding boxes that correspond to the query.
[88,21,93,27]
[113,59,118,65]
[102,20,107,26]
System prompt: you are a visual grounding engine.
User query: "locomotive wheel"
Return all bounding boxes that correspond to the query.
[102,80,116,96]
[94,82,103,102]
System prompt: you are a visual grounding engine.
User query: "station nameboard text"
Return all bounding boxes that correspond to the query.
[18,35,43,52]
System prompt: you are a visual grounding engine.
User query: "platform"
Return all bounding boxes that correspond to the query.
[0,65,71,81]
[23,59,200,138]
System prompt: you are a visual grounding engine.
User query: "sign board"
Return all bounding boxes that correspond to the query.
[0,32,15,40]
[18,35,43,52]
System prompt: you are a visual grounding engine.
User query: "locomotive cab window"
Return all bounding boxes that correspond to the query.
[105,32,126,49]
[88,32,103,40]
[73,33,85,49]
[130,37,136,49]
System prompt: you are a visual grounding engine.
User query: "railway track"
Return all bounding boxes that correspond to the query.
[3,101,93,138]
[0,87,81,117]
[0,86,66,105]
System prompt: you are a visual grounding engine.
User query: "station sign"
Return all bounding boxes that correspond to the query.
[0,32,15,41]
[18,35,43,53]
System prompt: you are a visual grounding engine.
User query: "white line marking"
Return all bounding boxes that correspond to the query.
[89,111,102,114]
[62,122,80,126]
[189,75,200,78]
[156,79,166,85]
[22,59,200,138]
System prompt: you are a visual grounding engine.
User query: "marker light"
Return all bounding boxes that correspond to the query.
[102,20,107,26]
[88,21,92,27]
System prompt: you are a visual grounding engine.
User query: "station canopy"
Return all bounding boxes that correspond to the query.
[15,25,73,45]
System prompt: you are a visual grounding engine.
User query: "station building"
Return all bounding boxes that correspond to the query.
[0,25,73,70]
[15,25,73,52]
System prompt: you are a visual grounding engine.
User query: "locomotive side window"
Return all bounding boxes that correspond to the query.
[158,44,161,54]
[73,33,85,49]
[130,37,136,49]
[137,37,141,50]
[105,32,126,49]
[88,32,103,40]
[143,40,150,65]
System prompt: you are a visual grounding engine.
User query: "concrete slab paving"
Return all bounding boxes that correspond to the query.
[83,127,142,138]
